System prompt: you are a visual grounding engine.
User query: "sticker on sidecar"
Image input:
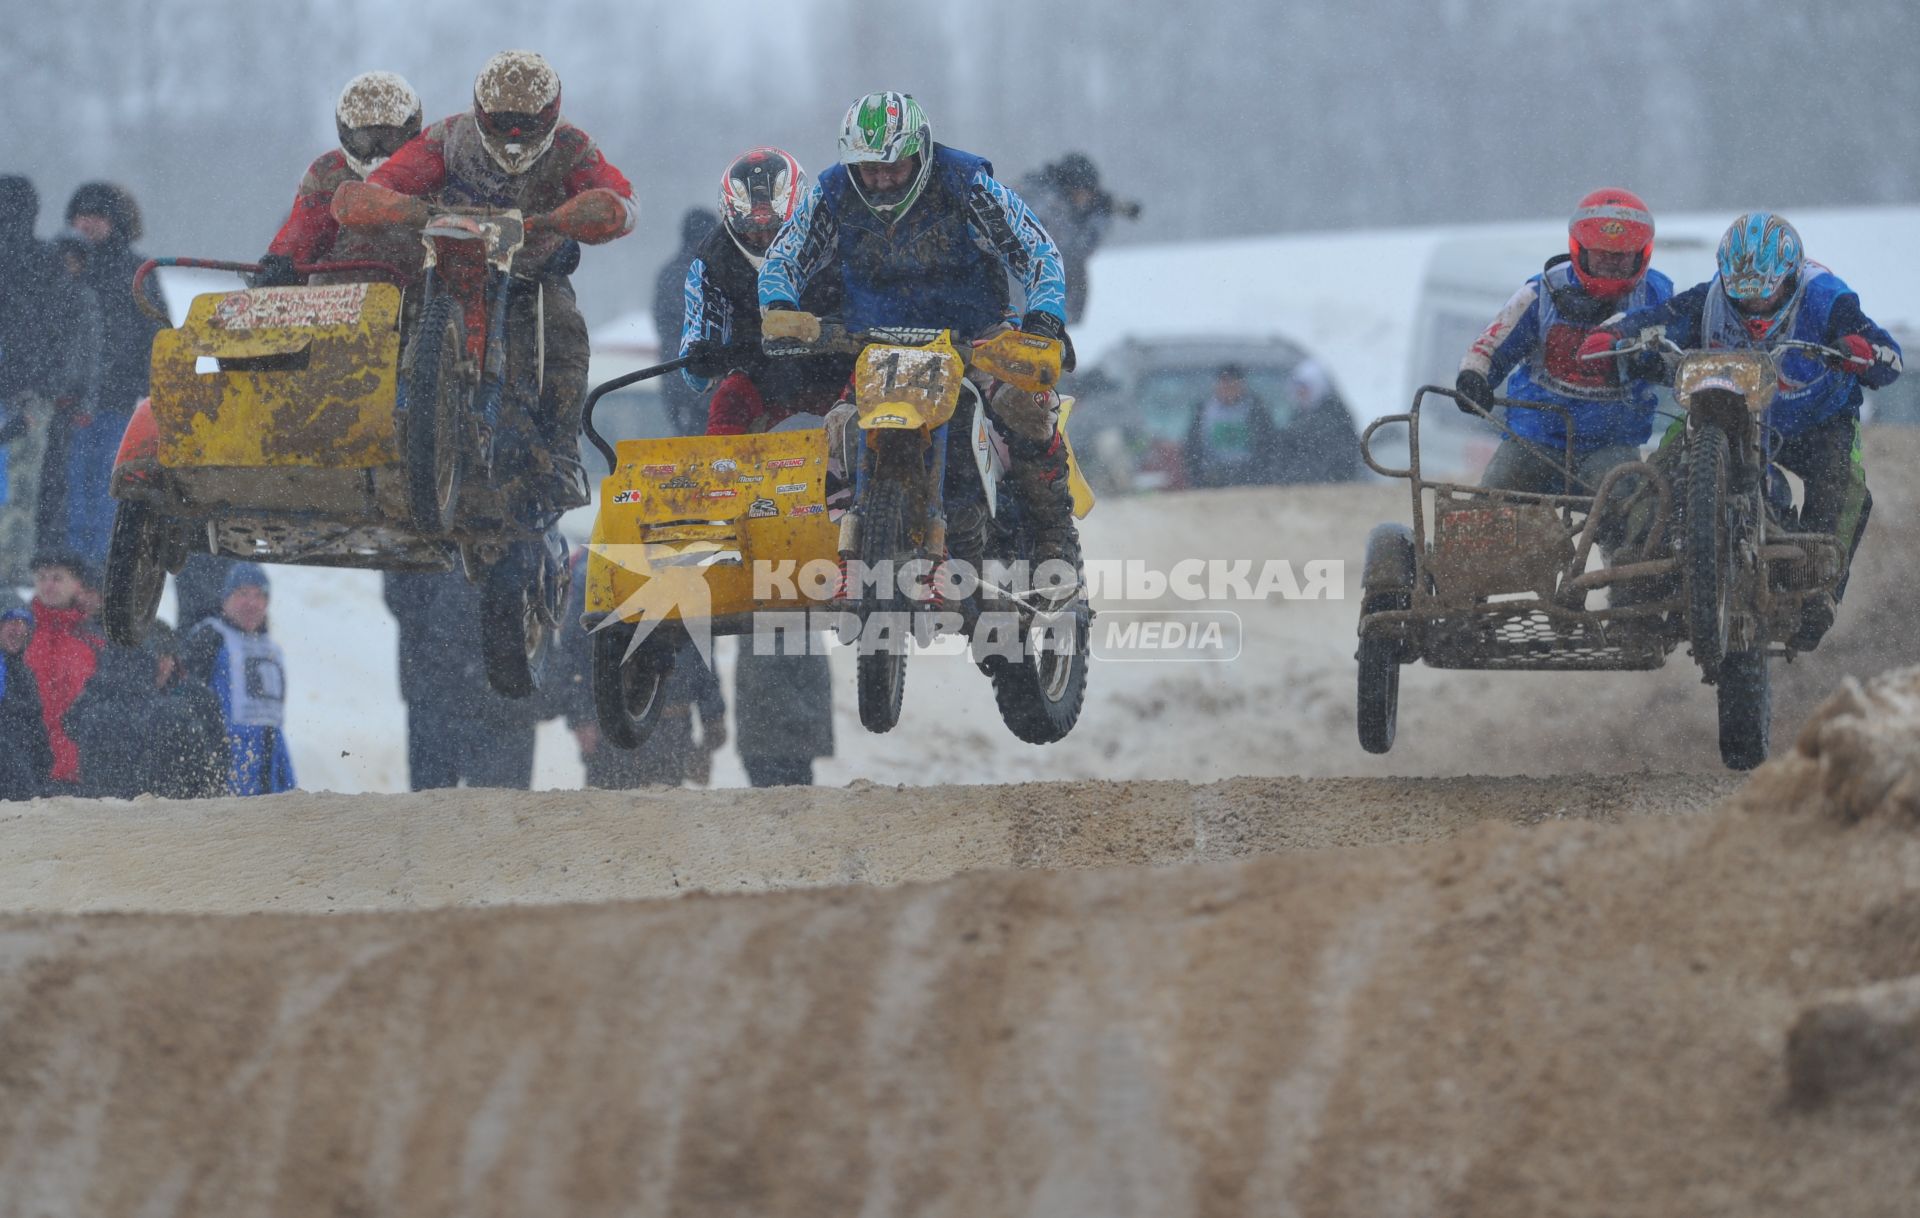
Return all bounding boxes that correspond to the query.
[641,464,676,477]
[612,489,640,504]
[766,457,806,469]
[661,475,700,489]
[211,283,369,330]
[788,504,823,517]
[712,458,738,475]
[707,488,738,499]
[776,482,808,495]
[748,498,778,518]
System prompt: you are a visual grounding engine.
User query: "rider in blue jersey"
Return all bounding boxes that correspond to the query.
[756,91,1080,570]
[1587,212,1902,647]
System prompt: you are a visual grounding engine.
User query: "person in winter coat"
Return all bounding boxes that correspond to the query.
[1586,211,1902,648]
[54,182,166,566]
[251,71,426,288]
[1455,189,1673,497]
[336,50,636,503]
[0,606,54,799]
[0,175,83,584]
[23,551,102,792]
[1016,153,1140,324]
[383,568,555,790]
[733,640,833,788]
[653,207,718,435]
[65,622,228,800]
[1184,364,1284,488]
[682,148,851,436]
[182,563,295,795]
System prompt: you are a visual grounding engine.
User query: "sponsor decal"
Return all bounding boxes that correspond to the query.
[661,475,701,490]
[737,474,764,484]
[788,503,824,517]
[612,489,640,504]
[211,283,369,330]
[641,463,676,477]
[712,458,738,475]
[707,488,738,499]
[871,414,911,426]
[748,498,778,518]
[767,457,806,469]
[776,482,808,495]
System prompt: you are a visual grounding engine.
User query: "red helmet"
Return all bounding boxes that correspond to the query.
[719,146,804,266]
[1568,188,1654,299]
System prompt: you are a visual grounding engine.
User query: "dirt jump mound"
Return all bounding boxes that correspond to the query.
[4,666,1920,1215]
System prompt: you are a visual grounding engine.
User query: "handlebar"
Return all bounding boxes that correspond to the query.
[131,257,411,322]
[1578,331,1850,365]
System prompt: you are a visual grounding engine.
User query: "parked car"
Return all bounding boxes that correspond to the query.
[1070,336,1362,494]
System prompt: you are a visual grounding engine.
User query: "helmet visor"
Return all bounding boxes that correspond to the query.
[1581,248,1642,280]
[340,123,416,166]
[478,108,557,144]
[852,156,921,208]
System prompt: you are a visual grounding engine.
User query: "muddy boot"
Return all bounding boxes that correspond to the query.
[1792,591,1836,651]
[1007,431,1082,602]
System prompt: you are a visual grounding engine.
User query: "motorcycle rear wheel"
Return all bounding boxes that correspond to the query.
[480,541,553,699]
[989,603,1089,744]
[1717,648,1771,771]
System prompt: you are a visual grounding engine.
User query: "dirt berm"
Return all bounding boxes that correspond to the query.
[5,671,1920,1216]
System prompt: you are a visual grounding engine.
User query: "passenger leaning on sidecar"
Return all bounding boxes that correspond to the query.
[333,50,637,489]
[1454,188,1673,495]
[251,71,426,287]
[1579,212,1902,649]
[679,147,851,436]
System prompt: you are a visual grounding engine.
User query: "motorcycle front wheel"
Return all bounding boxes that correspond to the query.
[1685,423,1732,675]
[855,440,919,734]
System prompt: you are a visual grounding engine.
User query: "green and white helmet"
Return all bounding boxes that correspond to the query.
[838,91,933,222]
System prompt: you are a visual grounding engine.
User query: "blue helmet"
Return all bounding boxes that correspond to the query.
[1717,212,1803,309]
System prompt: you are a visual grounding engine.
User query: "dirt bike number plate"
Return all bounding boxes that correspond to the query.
[856,346,958,410]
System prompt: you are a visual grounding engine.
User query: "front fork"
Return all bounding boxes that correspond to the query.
[840,422,952,558]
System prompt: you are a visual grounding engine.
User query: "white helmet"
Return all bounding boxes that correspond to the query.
[335,71,423,178]
[473,51,562,175]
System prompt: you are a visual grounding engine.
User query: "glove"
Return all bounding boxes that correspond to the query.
[761,305,822,349]
[1577,330,1621,366]
[330,179,430,228]
[532,188,631,244]
[1830,333,1877,375]
[249,253,300,288]
[683,339,732,380]
[1019,310,1067,343]
[1454,369,1494,414]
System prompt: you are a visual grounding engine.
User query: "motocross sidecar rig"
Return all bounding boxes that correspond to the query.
[579,326,1096,751]
[1354,375,1846,771]
[105,243,576,700]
